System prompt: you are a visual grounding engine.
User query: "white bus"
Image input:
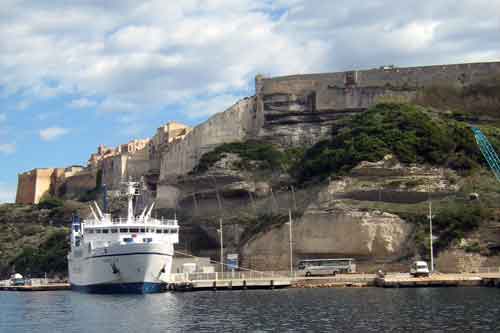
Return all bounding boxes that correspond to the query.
[297,258,356,276]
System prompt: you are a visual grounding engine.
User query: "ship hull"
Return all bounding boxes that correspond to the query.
[69,243,173,294]
[71,282,165,294]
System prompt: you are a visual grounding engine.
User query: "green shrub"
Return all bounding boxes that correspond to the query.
[38,195,64,209]
[194,141,287,173]
[294,103,483,182]
[11,229,69,276]
[402,202,490,255]
[464,242,481,253]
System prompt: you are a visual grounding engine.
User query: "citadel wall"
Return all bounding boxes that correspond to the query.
[16,168,63,204]
[156,97,257,206]
[259,61,500,97]
[159,97,257,180]
[63,169,97,199]
[16,170,37,204]
[255,61,500,146]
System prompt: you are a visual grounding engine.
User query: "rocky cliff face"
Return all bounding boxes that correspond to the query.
[165,146,483,272]
[241,208,413,271]
[239,156,461,271]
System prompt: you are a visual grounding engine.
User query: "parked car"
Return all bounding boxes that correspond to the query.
[410,261,430,277]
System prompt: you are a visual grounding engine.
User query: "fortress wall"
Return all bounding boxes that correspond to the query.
[157,97,257,207]
[101,154,127,189]
[16,171,37,204]
[316,86,417,110]
[126,158,152,180]
[159,97,257,180]
[33,169,55,204]
[260,62,500,103]
[64,170,97,199]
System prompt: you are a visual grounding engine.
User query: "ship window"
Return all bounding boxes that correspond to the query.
[123,237,133,243]
[156,229,162,234]
[86,229,94,234]
[163,229,169,234]
[140,228,145,233]
[96,229,102,234]
[130,228,139,233]
[102,229,109,234]
[120,228,128,233]
[111,228,118,233]
[143,238,153,243]
[170,229,177,234]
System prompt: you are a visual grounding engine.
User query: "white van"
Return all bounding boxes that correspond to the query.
[410,261,430,277]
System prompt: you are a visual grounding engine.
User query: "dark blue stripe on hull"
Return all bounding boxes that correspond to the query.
[71,282,165,294]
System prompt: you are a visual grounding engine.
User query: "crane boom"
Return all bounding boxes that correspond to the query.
[471,127,500,182]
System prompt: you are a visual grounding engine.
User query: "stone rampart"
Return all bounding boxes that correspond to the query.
[63,169,97,199]
[15,168,60,204]
[253,61,500,146]
[16,170,37,204]
[259,61,500,95]
[159,97,257,180]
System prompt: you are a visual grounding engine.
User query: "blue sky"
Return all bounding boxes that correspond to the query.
[1,0,500,202]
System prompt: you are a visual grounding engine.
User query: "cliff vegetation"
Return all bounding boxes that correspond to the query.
[295,103,482,183]
[0,200,86,278]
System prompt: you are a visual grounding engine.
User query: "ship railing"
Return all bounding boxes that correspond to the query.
[83,217,178,226]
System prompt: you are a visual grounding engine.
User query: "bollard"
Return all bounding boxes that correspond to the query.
[270,279,274,289]
[243,280,247,289]
[213,280,217,291]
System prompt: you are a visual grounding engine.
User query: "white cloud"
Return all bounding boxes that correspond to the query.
[185,94,245,118]
[39,127,69,141]
[68,97,97,109]
[0,0,498,119]
[0,143,16,154]
[16,100,31,111]
[0,182,16,203]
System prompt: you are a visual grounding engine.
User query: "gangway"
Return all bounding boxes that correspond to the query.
[471,127,500,182]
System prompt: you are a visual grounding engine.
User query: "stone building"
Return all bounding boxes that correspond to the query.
[15,166,84,204]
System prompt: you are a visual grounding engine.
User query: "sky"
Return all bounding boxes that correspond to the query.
[1,0,499,203]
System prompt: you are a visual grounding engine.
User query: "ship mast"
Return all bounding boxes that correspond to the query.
[125,179,139,222]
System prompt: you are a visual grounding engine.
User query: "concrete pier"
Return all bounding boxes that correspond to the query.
[169,278,291,291]
[0,283,71,291]
[375,273,483,288]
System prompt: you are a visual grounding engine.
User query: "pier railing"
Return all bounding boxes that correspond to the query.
[168,271,375,283]
[170,271,292,282]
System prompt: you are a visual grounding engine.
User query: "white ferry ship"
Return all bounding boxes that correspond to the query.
[68,181,178,293]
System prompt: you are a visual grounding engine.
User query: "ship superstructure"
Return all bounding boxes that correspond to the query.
[68,181,178,293]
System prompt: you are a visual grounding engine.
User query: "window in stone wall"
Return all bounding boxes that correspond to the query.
[345,71,357,86]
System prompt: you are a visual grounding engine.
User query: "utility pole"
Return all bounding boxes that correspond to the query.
[219,218,224,275]
[290,185,297,211]
[429,200,434,273]
[288,208,293,275]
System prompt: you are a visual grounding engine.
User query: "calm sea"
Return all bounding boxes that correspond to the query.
[1,288,500,332]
